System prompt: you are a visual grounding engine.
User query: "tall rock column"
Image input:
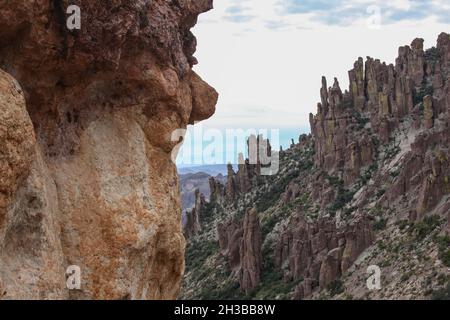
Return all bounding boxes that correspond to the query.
[225,164,237,203]
[349,57,366,111]
[239,208,263,292]
[183,190,206,239]
[423,95,434,129]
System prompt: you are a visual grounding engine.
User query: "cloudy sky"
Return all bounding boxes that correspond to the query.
[178,0,449,166]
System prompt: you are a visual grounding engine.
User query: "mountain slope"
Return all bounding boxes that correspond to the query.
[181,33,450,300]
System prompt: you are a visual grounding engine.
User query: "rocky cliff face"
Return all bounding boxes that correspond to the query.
[181,34,450,300]
[0,1,217,299]
[276,214,374,296]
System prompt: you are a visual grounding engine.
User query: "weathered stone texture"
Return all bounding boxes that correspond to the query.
[0,1,217,300]
[239,208,262,292]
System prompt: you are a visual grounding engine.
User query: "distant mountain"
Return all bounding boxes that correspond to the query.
[179,171,227,212]
[178,164,237,177]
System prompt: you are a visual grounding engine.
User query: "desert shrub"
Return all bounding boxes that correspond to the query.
[260,202,294,236]
[327,176,355,215]
[431,282,450,300]
[298,159,314,171]
[396,219,410,231]
[437,273,449,286]
[198,279,242,300]
[326,175,343,188]
[439,249,450,267]
[344,293,354,300]
[327,279,344,296]
[370,205,384,216]
[328,189,355,215]
[201,202,216,226]
[234,207,246,221]
[410,215,441,241]
[424,47,441,73]
[261,214,279,238]
[389,169,400,178]
[384,143,401,160]
[373,218,388,231]
[376,189,386,198]
[400,271,413,282]
[343,206,357,216]
[435,235,450,267]
[425,47,440,61]
[185,240,218,272]
[413,79,433,106]
[352,111,369,130]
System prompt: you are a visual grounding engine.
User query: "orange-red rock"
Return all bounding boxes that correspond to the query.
[0,1,217,299]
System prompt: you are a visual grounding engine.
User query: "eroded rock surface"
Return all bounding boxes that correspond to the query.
[239,208,262,292]
[181,33,450,301]
[0,1,217,300]
[275,214,373,297]
[183,190,206,240]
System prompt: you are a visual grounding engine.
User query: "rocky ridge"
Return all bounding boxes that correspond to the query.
[181,33,450,300]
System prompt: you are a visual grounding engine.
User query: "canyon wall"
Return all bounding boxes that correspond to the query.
[0,0,217,299]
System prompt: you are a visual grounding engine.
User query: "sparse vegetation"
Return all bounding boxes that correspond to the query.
[425,46,441,61]
[326,175,355,215]
[409,215,441,241]
[241,242,300,300]
[373,218,388,231]
[360,163,379,186]
[255,170,299,212]
[375,188,386,198]
[413,79,433,106]
[327,279,344,296]
[400,271,413,282]
[329,188,355,215]
[424,47,441,74]
[201,202,217,226]
[384,141,401,159]
[261,206,290,238]
[431,282,450,300]
[185,239,219,272]
[435,235,450,267]
[197,278,243,300]
[396,219,410,231]
[353,110,370,130]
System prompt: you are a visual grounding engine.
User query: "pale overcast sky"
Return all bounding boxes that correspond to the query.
[191,0,450,131]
